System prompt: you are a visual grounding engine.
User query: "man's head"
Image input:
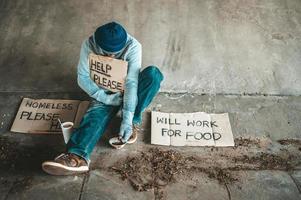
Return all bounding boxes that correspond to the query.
[94,21,127,57]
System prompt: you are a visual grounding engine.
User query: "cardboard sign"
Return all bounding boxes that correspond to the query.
[89,53,128,93]
[151,111,234,146]
[10,98,90,134]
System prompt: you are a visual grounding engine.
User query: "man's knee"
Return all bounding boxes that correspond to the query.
[141,65,164,82]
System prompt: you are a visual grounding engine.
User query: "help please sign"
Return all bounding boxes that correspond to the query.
[151,111,234,146]
[89,53,128,93]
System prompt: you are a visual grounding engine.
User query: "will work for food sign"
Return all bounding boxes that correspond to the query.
[89,53,128,93]
[151,111,234,146]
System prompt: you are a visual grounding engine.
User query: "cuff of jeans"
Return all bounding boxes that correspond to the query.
[68,149,90,166]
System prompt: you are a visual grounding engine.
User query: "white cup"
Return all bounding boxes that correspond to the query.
[61,122,74,144]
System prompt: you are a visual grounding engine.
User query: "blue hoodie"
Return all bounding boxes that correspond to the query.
[77,32,142,120]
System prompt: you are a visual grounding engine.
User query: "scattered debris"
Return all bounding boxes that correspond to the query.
[191,166,238,184]
[1,135,300,199]
[110,148,239,194]
[233,152,300,170]
[110,148,190,192]
[277,139,301,147]
[234,137,262,148]
[110,146,301,193]
[154,187,166,200]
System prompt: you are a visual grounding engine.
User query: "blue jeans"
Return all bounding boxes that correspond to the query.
[67,66,164,163]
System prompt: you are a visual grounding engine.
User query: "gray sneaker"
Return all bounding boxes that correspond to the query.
[42,153,89,175]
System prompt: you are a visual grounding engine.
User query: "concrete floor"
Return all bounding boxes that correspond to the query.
[0,92,301,199]
[1,0,301,199]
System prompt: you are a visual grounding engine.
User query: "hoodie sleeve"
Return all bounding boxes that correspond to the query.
[77,39,109,103]
[123,41,142,113]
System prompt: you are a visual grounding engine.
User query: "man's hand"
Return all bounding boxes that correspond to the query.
[119,122,132,143]
[104,91,123,106]
[118,110,134,142]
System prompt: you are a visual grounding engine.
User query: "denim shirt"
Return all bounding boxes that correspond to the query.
[77,33,142,116]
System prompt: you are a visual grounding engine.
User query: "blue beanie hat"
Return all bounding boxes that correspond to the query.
[94,22,127,53]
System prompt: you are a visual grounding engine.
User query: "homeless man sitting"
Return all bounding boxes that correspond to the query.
[42,21,164,175]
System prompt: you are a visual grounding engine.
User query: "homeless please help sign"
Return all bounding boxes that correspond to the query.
[89,53,128,93]
[151,111,234,146]
[10,98,89,134]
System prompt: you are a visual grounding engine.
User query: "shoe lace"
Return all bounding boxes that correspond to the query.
[59,153,76,163]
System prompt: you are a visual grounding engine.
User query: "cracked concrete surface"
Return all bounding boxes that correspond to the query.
[0,0,301,95]
[0,92,301,199]
[1,0,301,199]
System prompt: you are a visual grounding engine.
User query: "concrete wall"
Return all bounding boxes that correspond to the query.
[0,0,300,95]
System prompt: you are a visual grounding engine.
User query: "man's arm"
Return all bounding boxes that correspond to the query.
[119,41,142,142]
[77,39,122,105]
